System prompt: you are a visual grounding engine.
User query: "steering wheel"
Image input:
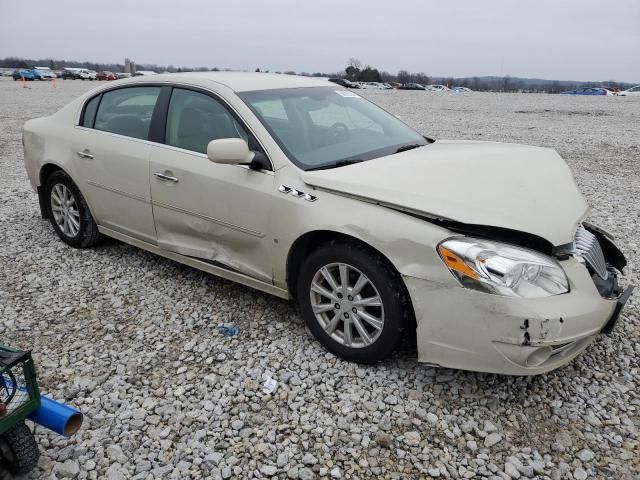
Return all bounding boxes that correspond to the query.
[328,122,351,143]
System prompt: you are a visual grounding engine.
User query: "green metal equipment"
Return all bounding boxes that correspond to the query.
[0,346,41,474]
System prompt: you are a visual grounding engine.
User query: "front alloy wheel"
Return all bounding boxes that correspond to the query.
[298,242,410,363]
[310,263,384,348]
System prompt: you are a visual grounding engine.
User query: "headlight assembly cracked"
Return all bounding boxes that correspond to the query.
[437,237,569,298]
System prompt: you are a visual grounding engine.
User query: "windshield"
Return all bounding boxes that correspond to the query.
[239,87,428,170]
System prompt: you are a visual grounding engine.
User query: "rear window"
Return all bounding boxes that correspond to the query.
[93,87,161,140]
[81,95,101,128]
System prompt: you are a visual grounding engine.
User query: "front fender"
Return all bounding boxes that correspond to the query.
[271,180,454,289]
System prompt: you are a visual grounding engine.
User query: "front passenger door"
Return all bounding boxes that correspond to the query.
[149,87,275,283]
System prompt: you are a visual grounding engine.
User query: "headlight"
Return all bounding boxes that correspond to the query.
[437,237,569,298]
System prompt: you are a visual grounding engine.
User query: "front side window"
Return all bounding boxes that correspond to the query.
[94,86,161,140]
[239,87,427,170]
[165,88,248,154]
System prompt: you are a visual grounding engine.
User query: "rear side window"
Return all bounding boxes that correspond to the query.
[94,87,161,140]
[81,95,101,128]
[165,88,248,154]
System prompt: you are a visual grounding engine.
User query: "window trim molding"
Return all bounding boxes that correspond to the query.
[76,81,274,172]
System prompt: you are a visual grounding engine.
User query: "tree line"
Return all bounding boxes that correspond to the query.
[339,58,634,93]
[0,56,634,93]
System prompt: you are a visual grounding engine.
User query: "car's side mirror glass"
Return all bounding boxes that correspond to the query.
[207,138,254,165]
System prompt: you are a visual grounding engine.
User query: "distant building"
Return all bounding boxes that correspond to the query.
[124,58,136,74]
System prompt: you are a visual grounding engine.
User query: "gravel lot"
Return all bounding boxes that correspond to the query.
[1,77,638,480]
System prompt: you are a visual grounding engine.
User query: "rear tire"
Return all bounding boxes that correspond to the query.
[297,241,410,363]
[0,422,39,475]
[45,170,101,248]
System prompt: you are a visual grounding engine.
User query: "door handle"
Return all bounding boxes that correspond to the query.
[154,172,179,183]
[76,150,94,159]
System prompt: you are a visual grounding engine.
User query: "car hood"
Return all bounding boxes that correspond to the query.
[301,140,588,246]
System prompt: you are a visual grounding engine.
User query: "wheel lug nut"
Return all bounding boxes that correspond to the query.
[348,295,353,301]
[334,303,340,310]
[352,307,357,313]
[337,293,343,299]
[343,312,349,318]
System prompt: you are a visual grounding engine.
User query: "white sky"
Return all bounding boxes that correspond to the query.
[1,0,638,82]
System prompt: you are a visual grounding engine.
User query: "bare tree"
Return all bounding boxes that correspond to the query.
[397,70,410,85]
[348,57,362,70]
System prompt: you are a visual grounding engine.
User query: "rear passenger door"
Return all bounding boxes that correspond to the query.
[73,86,161,243]
[148,87,275,283]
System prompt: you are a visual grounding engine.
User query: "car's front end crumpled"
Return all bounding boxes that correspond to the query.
[406,223,632,375]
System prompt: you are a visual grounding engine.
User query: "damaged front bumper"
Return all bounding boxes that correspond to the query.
[405,252,632,376]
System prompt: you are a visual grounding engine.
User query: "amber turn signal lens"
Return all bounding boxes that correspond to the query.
[438,246,479,280]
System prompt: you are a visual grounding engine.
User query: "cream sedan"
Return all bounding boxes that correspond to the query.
[22,73,633,374]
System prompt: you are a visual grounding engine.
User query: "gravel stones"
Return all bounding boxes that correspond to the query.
[576,448,594,462]
[484,433,503,448]
[0,80,638,479]
[56,459,80,478]
[403,431,421,446]
[301,452,318,466]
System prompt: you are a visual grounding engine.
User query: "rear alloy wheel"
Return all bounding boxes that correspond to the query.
[45,170,100,248]
[50,183,81,238]
[297,242,409,363]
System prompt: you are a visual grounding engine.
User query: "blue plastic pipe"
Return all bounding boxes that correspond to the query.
[27,395,83,437]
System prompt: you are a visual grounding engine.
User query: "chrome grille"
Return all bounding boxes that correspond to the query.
[573,226,608,280]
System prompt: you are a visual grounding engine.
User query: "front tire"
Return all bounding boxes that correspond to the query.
[0,422,39,475]
[297,242,410,363]
[45,170,100,248]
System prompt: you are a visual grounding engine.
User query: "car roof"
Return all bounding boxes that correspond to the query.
[113,72,330,92]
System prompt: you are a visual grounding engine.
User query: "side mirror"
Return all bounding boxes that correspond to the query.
[207,138,254,165]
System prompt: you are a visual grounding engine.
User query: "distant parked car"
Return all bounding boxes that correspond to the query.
[398,83,426,90]
[33,67,57,80]
[12,69,36,81]
[427,84,449,92]
[450,86,472,93]
[116,72,132,79]
[386,82,402,89]
[96,71,118,81]
[30,69,47,80]
[619,85,640,96]
[360,82,388,90]
[560,87,608,96]
[133,70,157,76]
[62,69,82,80]
[328,78,359,89]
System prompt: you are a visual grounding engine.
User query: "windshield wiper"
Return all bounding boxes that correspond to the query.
[395,143,426,153]
[306,159,364,171]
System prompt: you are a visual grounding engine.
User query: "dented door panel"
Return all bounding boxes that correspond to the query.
[149,145,275,283]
